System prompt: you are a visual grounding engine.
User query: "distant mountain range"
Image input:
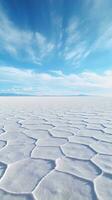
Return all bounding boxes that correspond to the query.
[0,93,34,96]
[0,93,89,97]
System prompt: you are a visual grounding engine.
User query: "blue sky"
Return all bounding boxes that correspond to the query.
[0,0,112,95]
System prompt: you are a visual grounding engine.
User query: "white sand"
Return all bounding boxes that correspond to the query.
[0,96,112,200]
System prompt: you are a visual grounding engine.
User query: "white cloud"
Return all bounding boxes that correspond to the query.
[0,66,112,95]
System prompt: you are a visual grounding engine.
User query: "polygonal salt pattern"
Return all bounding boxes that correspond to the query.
[0,158,54,193]
[61,142,95,160]
[92,154,112,174]
[0,96,112,200]
[90,141,112,155]
[32,146,63,160]
[33,171,95,200]
[56,157,101,181]
[0,142,35,164]
[36,137,67,147]
[0,189,35,200]
[50,128,73,138]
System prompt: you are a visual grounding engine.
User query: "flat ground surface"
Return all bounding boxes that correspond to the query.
[0,96,112,200]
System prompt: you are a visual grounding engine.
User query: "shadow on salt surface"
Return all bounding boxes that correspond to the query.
[0,140,6,150]
[0,162,7,179]
[0,189,35,200]
[94,173,112,200]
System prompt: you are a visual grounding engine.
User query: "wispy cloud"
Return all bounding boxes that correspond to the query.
[0,7,54,65]
[61,0,112,66]
[61,17,89,66]
[92,24,112,51]
[0,66,112,95]
[0,0,112,68]
[84,0,112,54]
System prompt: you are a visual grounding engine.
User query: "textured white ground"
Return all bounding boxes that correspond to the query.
[0,96,112,200]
